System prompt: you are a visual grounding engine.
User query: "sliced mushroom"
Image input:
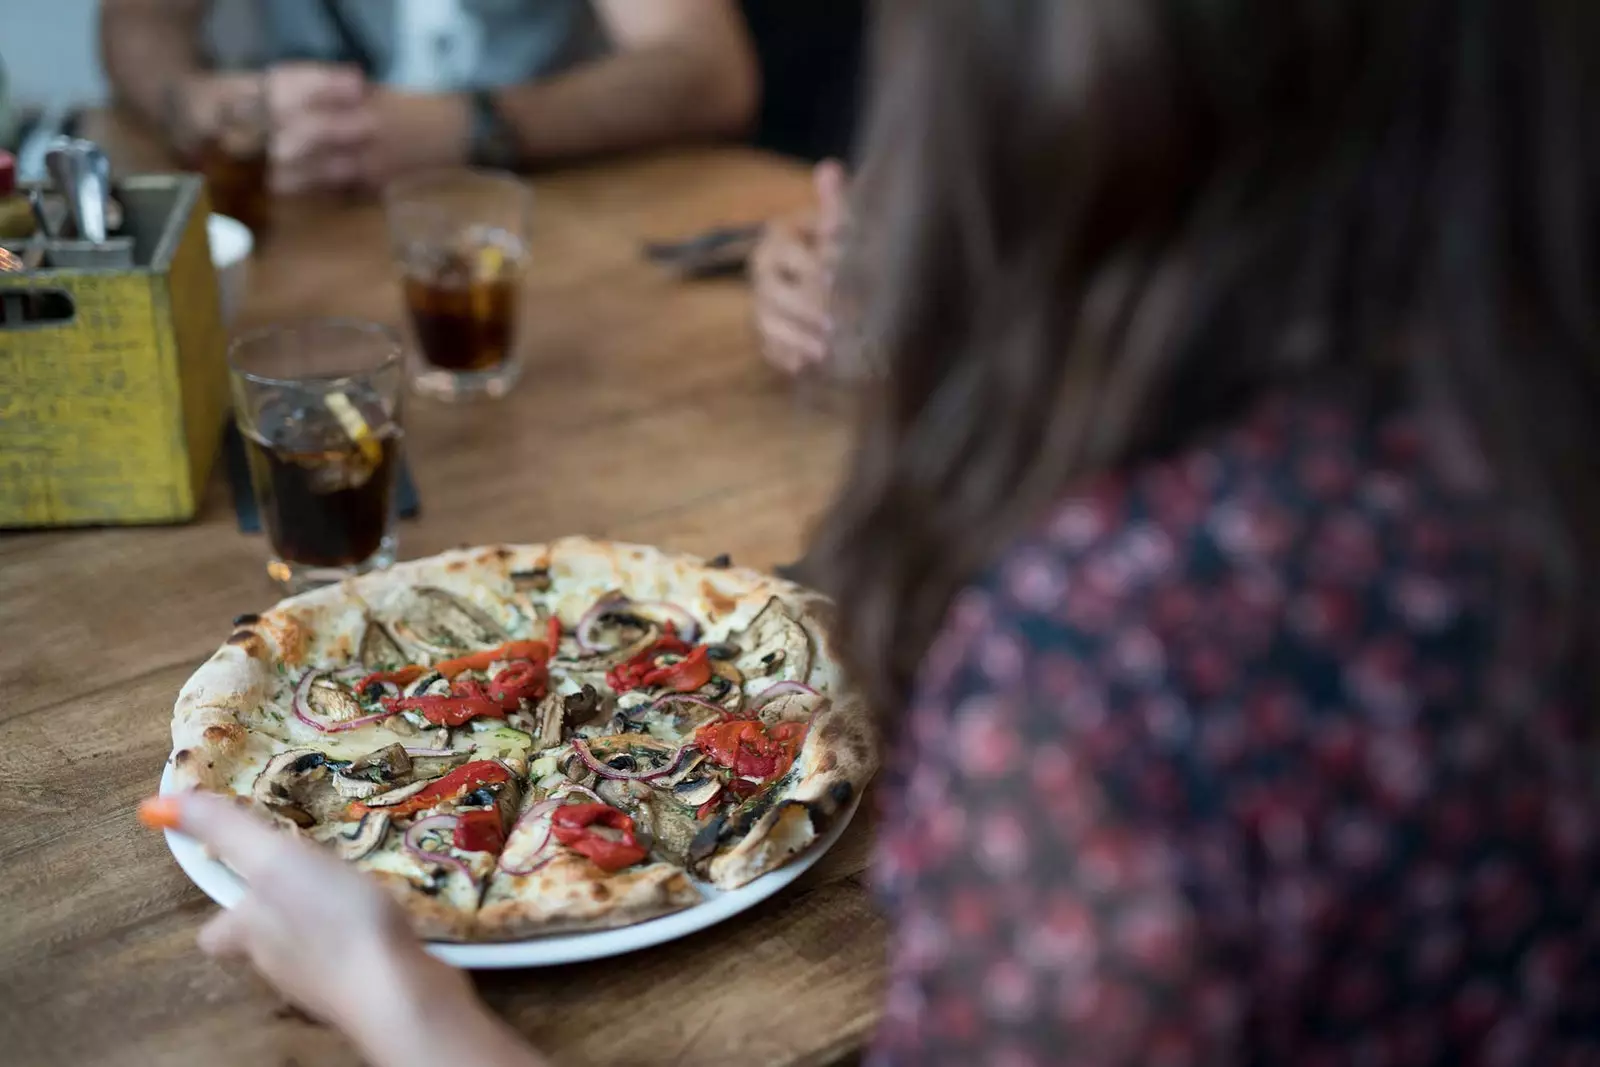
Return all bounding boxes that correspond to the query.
[314,811,391,861]
[561,751,597,788]
[754,691,826,727]
[493,775,525,835]
[386,715,419,737]
[410,750,473,777]
[701,658,745,713]
[306,677,367,725]
[732,598,812,683]
[670,777,722,808]
[563,684,603,724]
[596,777,652,809]
[653,752,707,788]
[348,743,413,781]
[332,773,383,800]
[359,620,408,669]
[252,749,340,824]
[403,670,448,699]
[688,813,729,866]
[390,587,508,657]
[359,779,433,809]
[531,692,566,748]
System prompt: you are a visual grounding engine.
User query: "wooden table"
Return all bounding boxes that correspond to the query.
[0,112,883,1067]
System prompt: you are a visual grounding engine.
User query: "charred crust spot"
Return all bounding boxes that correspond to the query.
[828,781,854,807]
[818,751,838,773]
[226,631,255,645]
[231,613,261,627]
[492,546,514,561]
[700,580,737,619]
[447,559,468,572]
[202,723,244,748]
[708,554,732,569]
[173,748,193,765]
[591,883,611,901]
[819,721,842,742]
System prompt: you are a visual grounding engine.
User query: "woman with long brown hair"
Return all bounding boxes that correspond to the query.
[142,0,1600,1062]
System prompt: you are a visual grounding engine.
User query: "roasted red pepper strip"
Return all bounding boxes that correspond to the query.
[356,665,428,693]
[695,719,802,781]
[383,678,508,727]
[434,639,551,680]
[551,802,649,872]
[546,615,562,656]
[638,645,713,692]
[349,759,510,818]
[605,625,695,692]
[487,661,548,709]
[453,809,508,854]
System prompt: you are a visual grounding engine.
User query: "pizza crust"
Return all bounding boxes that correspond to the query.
[476,854,701,940]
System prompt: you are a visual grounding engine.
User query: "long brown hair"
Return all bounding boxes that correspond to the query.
[813,0,1600,717]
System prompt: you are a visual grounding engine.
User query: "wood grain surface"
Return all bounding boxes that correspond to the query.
[0,111,881,1067]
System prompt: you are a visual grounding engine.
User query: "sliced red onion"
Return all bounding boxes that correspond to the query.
[403,814,474,883]
[571,737,689,781]
[575,594,631,652]
[750,680,822,712]
[332,665,369,683]
[402,747,458,757]
[294,670,393,734]
[498,799,561,875]
[556,782,604,805]
[628,600,700,643]
[641,693,725,721]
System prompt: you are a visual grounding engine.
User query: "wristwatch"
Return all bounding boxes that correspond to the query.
[468,90,522,171]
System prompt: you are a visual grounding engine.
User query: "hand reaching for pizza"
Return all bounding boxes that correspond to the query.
[140,792,548,1067]
[751,160,850,375]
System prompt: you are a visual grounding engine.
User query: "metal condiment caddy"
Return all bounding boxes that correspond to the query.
[0,174,228,526]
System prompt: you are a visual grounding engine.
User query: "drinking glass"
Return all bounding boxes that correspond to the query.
[229,320,405,592]
[383,169,532,402]
[177,75,270,236]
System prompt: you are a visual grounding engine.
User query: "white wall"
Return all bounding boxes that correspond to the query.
[3,0,109,108]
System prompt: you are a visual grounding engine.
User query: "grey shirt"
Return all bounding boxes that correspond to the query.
[207,0,608,90]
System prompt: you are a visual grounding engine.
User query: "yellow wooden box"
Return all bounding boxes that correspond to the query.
[0,175,228,526]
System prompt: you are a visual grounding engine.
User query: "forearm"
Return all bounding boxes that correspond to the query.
[494,41,757,162]
[99,0,209,134]
[346,946,551,1067]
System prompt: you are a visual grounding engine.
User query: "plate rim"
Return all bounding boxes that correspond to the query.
[158,762,862,969]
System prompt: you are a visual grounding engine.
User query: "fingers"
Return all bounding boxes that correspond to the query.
[751,214,836,376]
[267,63,366,116]
[759,310,830,374]
[262,62,372,195]
[814,159,850,236]
[142,791,296,885]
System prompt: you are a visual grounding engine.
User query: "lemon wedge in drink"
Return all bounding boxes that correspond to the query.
[323,391,382,466]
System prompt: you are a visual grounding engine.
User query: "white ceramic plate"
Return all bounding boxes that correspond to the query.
[159,763,860,969]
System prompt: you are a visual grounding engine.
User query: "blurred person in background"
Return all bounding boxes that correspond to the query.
[145,0,1600,1063]
[99,0,758,194]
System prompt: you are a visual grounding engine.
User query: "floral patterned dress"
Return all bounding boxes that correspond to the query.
[869,394,1600,1066]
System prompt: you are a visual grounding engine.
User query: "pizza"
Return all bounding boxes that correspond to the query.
[165,538,876,941]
